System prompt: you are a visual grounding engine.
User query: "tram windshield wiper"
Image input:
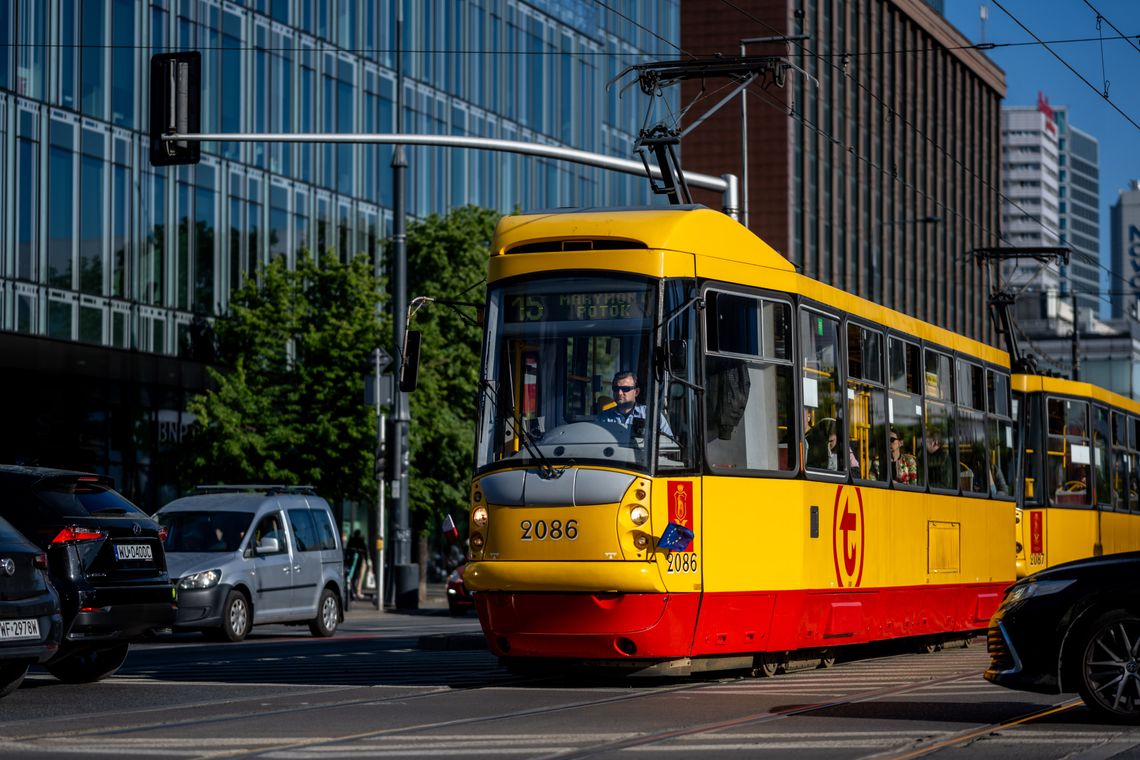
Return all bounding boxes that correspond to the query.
[481,379,562,480]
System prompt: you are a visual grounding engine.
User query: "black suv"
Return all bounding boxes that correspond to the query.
[0,466,175,682]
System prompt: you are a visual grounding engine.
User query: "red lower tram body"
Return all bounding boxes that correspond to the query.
[476,583,1005,662]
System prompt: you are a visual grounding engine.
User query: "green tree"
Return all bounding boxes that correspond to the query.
[182,251,385,505]
[403,206,500,531]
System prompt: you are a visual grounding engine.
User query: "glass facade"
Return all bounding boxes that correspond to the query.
[0,0,679,508]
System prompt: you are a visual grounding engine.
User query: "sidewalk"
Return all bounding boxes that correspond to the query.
[342,581,450,617]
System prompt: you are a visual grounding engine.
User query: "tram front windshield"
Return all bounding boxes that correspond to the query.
[476,274,674,474]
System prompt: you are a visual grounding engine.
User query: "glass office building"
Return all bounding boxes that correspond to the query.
[0,0,679,509]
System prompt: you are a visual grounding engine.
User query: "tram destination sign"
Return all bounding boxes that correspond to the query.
[506,291,650,323]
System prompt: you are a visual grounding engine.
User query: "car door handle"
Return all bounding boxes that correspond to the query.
[282,567,292,574]
[293,565,302,572]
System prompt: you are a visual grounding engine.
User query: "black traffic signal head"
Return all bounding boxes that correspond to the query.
[149,52,201,166]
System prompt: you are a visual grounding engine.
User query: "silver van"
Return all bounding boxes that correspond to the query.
[155,486,344,641]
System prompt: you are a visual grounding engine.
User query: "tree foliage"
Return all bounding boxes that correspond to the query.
[403,206,500,529]
[182,251,384,505]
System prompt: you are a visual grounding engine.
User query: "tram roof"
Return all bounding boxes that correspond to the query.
[492,206,795,272]
[1014,373,1140,415]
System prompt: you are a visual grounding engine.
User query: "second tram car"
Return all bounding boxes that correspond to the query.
[462,207,1017,673]
[1015,374,1140,577]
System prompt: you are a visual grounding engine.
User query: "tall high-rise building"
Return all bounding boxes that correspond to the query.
[1056,107,1101,319]
[1112,180,1140,320]
[679,0,1005,342]
[1000,100,1061,294]
[1001,95,1101,327]
[0,0,679,508]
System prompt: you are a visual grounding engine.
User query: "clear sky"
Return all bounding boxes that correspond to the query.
[945,0,1140,317]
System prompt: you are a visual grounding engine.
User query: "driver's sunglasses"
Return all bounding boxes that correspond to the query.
[612,385,638,393]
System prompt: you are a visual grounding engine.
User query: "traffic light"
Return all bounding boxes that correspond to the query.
[149,52,201,166]
[384,419,409,482]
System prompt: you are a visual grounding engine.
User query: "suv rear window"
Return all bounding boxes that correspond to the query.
[34,480,147,518]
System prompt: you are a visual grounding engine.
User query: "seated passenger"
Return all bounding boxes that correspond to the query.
[889,428,918,484]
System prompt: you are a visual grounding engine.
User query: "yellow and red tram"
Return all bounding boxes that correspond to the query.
[464,207,1016,673]
[1014,374,1140,578]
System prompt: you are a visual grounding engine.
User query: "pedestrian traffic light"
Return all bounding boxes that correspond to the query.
[149,52,201,166]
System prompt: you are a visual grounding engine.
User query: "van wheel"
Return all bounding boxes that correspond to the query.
[217,590,252,642]
[0,662,30,697]
[46,643,129,683]
[309,588,340,638]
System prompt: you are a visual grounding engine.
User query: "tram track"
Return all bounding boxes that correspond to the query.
[0,645,1097,759]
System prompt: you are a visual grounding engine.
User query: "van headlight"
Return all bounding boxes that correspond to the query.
[178,569,221,590]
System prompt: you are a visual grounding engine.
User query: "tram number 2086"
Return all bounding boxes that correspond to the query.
[666,552,699,574]
[520,519,578,541]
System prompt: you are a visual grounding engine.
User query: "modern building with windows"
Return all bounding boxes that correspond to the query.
[0,0,679,510]
[679,0,1004,343]
[1001,95,1101,327]
[1111,180,1140,320]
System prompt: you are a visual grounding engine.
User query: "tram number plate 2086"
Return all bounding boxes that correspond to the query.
[666,553,699,574]
[519,519,578,541]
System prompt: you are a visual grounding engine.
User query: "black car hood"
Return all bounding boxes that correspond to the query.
[1026,550,1140,583]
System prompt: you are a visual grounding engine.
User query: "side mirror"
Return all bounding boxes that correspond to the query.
[400,330,422,393]
[667,339,688,374]
[256,537,279,554]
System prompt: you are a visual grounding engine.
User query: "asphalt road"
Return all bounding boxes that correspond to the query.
[2,594,1139,759]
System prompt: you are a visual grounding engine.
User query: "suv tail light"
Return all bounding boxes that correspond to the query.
[34,552,48,569]
[158,526,168,542]
[51,526,107,544]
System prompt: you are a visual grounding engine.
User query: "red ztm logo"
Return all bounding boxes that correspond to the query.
[832,485,865,588]
[667,480,693,552]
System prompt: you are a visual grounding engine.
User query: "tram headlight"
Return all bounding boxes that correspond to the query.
[470,532,485,550]
[472,505,488,528]
[629,505,649,526]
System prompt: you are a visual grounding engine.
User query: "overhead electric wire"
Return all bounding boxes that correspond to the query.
[991,0,1140,133]
[1079,0,1140,57]
[715,0,1137,307]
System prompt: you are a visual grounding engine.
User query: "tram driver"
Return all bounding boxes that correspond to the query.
[596,371,673,438]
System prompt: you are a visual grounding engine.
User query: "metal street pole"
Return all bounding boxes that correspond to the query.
[390,5,416,609]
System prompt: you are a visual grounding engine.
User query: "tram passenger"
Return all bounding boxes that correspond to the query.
[889,427,918,484]
[806,418,857,471]
[596,371,673,437]
[925,432,954,489]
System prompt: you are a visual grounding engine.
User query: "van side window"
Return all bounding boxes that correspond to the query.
[288,509,320,552]
[312,509,339,550]
[252,513,286,553]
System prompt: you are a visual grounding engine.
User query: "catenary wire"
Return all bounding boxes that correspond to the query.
[1080,0,1140,57]
[716,0,1134,304]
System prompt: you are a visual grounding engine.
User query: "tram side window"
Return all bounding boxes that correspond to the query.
[1047,398,1091,507]
[1094,406,1111,509]
[924,349,957,491]
[703,292,795,473]
[1131,417,1140,513]
[846,323,887,482]
[887,337,924,487]
[986,370,1014,497]
[1022,392,1044,505]
[956,360,988,495]
[801,310,848,474]
[1111,411,1129,512]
